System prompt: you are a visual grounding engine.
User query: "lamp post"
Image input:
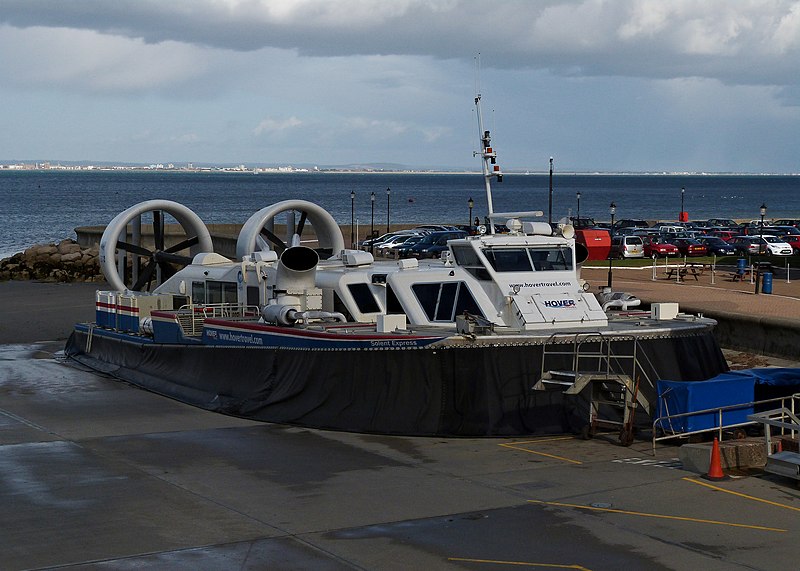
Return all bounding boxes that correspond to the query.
[680,187,685,222]
[468,197,474,226]
[576,192,581,224]
[350,191,355,248]
[386,187,391,233]
[607,201,616,289]
[370,191,375,254]
[548,156,554,225]
[755,203,767,294]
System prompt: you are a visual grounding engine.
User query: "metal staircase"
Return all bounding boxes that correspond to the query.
[533,333,658,445]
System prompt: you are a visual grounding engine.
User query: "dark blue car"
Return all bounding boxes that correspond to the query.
[406,231,468,259]
[699,236,736,256]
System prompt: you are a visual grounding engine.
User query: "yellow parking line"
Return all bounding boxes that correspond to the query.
[499,442,583,465]
[527,499,786,532]
[503,436,576,445]
[683,477,800,512]
[448,557,591,570]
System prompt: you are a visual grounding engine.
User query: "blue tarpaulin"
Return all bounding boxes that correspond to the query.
[657,376,755,433]
[656,368,800,434]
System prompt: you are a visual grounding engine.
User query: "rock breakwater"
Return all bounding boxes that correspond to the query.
[0,239,103,282]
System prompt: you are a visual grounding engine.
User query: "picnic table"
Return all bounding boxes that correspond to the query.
[665,263,708,281]
[731,261,774,282]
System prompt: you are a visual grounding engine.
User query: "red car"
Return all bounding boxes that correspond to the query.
[781,234,800,254]
[641,236,679,258]
[672,238,708,257]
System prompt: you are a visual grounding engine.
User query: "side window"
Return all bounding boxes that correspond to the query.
[246,286,260,306]
[385,283,406,315]
[412,282,484,322]
[191,281,205,304]
[347,283,381,314]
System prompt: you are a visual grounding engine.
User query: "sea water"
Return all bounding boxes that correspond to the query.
[1,170,798,258]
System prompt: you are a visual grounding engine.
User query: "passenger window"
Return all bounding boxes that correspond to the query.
[412,282,484,322]
[191,281,205,304]
[347,283,381,314]
[246,286,260,306]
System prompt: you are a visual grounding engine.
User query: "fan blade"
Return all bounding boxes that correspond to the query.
[260,228,287,254]
[132,261,156,291]
[155,251,194,266]
[154,210,165,251]
[117,240,153,258]
[164,235,200,254]
[296,211,308,237]
[158,261,178,281]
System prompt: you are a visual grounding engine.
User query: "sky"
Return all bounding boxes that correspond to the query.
[0,0,799,173]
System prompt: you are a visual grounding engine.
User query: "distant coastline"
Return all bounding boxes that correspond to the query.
[1,161,797,177]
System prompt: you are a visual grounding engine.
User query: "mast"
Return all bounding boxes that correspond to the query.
[474,94,502,234]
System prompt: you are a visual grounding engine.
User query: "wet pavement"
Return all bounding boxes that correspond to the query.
[2,278,800,570]
[2,340,800,570]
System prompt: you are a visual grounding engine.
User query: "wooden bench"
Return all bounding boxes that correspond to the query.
[665,264,705,281]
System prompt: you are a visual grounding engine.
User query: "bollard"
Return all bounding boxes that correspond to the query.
[762,272,773,294]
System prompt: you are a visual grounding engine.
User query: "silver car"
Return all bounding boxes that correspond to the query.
[611,235,644,258]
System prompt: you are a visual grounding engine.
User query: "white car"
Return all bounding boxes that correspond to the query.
[736,235,794,256]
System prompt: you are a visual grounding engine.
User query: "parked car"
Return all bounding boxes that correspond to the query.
[698,236,736,256]
[405,230,467,259]
[641,236,679,258]
[781,235,800,254]
[614,219,649,231]
[672,238,708,257]
[730,235,794,256]
[754,235,794,256]
[569,216,596,229]
[360,230,417,250]
[375,233,422,256]
[729,236,761,255]
[706,218,739,228]
[708,229,737,242]
[772,219,800,228]
[610,235,644,258]
[392,235,426,258]
[763,226,800,236]
[651,224,684,235]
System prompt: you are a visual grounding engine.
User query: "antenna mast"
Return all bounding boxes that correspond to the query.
[474,94,503,234]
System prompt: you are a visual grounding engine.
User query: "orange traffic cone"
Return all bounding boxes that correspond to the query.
[777,439,783,453]
[703,437,729,481]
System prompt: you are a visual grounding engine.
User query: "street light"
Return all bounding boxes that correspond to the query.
[386,187,391,233]
[576,192,581,224]
[548,157,554,224]
[607,202,616,289]
[370,191,375,254]
[755,203,767,294]
[350,191,355,248]
[680,187,685,222]
[468,197,474,226]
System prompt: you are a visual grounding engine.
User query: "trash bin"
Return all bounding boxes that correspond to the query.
[736,258,747,274]
[762,272,773,294]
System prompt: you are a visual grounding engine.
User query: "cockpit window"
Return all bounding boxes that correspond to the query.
[484,248,532,272]
[484,247,573,272]
[451,245,491,280]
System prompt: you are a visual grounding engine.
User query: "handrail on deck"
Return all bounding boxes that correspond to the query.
[651,393,800,455]
[539,331,658,406]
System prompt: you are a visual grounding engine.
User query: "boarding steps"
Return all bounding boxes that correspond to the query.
[765,451,800,481]
[533,333,659,445]
[748,407,800,483]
